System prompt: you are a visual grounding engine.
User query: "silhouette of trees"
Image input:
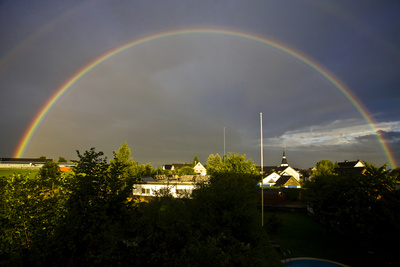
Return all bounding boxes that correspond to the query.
[305,162,400,244]
[0,149,281,266]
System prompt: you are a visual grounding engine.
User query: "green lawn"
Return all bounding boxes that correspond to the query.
[264,212,354,266]
[0,168,39,179]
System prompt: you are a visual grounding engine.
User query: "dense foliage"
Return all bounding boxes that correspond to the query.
[304,162,400,248]
[0,148,280,266]
[206,153,258,176]
[311,159,337,177]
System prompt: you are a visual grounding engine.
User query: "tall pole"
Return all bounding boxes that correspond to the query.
[223,127,226,164]
[260,112,264,226]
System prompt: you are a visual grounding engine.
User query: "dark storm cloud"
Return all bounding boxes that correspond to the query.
[1,0,399,168]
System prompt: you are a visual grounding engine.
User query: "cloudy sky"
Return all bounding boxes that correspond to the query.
[1,0,400,169]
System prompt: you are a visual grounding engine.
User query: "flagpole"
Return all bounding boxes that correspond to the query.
[260,112,264,226]
[223,126,226,164]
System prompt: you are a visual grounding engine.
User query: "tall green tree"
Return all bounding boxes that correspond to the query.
[136,163,154,178]
[312,159,337,177]
[53,147,137,266]
[218,153,258,175]
[38,160,61,189]
[177,166,196,177]
[73,147,108,176]
[109,142,139,182]
[192,155,199,166]
[58,157,67,163]
[206,153,222,176]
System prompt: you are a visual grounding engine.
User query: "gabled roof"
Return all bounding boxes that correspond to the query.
[172,163,192,169]
[263,166,287,174]
[142,176,157,182]
[337,160,364,168]
[163,164,173,170]
[274,175,300,187]
[335,160,365,174]
[163,163,193,170]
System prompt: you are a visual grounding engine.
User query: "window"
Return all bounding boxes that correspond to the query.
[141,188,150,194]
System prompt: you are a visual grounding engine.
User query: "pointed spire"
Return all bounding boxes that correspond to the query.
[280,150,288,167]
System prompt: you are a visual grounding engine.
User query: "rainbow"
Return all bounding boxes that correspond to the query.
[13,28,397,168]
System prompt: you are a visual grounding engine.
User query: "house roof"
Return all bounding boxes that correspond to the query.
[263,166,288,175]
[172,163,192,169]
[337,160,364,168]
[335,160,365,174]
[163,164,173,170]
[142,176,157,182]
[274,175,300,187]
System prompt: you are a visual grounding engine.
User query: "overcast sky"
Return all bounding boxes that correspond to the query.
[1,0,400,169]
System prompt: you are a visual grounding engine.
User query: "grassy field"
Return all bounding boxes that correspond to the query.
[0,168,39,179]
[264,212,355,266]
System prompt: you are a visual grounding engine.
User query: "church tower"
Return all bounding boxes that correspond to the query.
[280,151,289,167]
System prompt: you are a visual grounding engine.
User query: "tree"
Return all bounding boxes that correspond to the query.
[131,168,281,266]
[192,155,199,166]
[109,142,139,182]
[72,147,108,176]
[217,153,258,175]
[136,163,153,178]
[305,162,400,244]
[53,148,138,266]
[58,157,67,163]
[0,170,69,265]
[177,166,196,177]
[206,153,222,176]
[390,167,400,182]
[38,160,61,189]
[312,159,337,177]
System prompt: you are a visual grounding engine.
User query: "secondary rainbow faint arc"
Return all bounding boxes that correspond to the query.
[14,28,397,168]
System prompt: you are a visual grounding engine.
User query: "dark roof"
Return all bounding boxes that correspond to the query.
[337,160,363,168]
[172,163,192,169]
[335,160,365,174]
[262,166,288,175]
[142,176,157,182]
[163,163,193,170]
[163,164,173,170]
[274,175,300,187]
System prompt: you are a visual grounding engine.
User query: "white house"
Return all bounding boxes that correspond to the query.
[133,181,195,200]
[261,151,301,188]
[193,162,207,176]
[262,172,281,186]
[163,162,207,176]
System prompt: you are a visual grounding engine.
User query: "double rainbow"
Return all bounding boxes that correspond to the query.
[13,28,397,168]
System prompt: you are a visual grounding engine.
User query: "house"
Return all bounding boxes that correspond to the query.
[132,179,196,201]
[162,163,192,171]
[0,157,54,169]
[335,160,365,174]
[260,151,301,188]
[274,175,301,188]
[163,162,207,176]
[193,162,207,176]
[262,172,281,186]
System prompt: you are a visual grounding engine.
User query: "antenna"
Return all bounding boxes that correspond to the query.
[223,126,226,164]
[260,112,264,226]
